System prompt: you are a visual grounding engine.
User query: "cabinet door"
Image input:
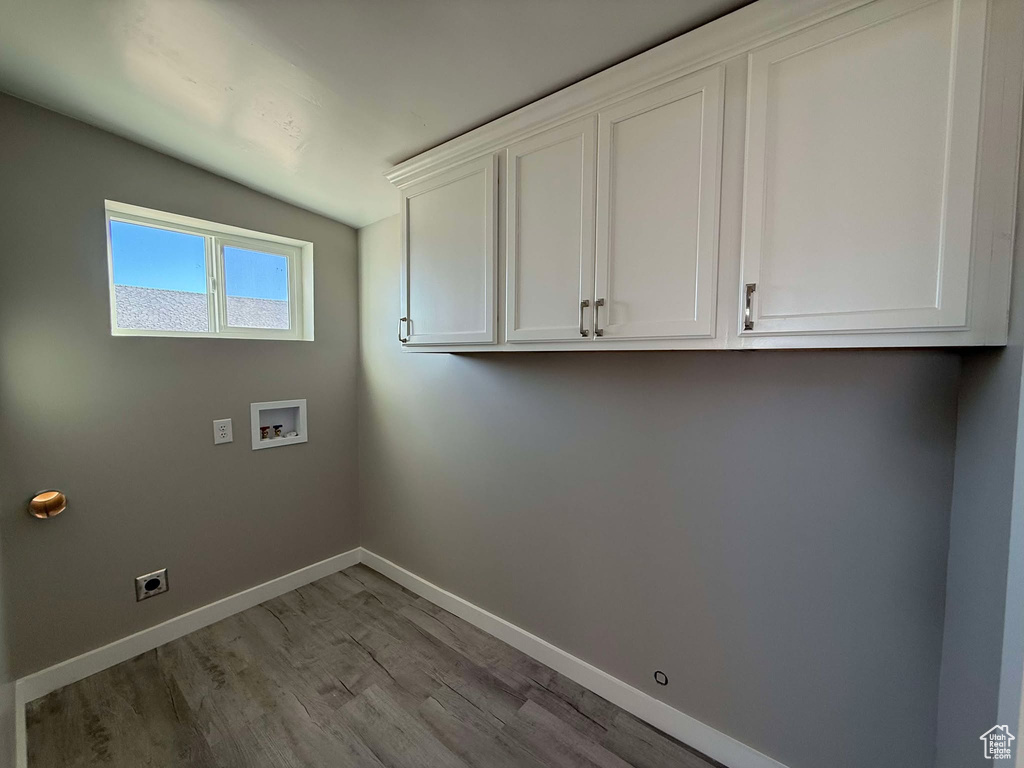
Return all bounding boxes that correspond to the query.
[594,66,723,340]
[740,0,986,336]
[401,155,497,345]
[506,118,597,342]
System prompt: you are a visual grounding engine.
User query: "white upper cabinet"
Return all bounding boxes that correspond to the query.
[400,155,497,345]
[387,0,1021,352]
[739,0,987,336]
[506,118,597,342]
[594,67,724,340]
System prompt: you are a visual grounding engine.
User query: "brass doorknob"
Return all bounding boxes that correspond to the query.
[29,490,67,519]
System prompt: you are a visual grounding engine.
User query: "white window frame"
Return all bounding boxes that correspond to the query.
[105,200,314,341]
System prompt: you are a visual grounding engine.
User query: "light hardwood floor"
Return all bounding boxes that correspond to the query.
[27,564,722,768]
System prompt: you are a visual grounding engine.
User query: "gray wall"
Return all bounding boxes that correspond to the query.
[0,531,13,768]
[936,345,1022,768]
[0,93,360,677]
[358,217,961,768]
[935,108,1024,767]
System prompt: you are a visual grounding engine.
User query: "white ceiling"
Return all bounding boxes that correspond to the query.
[0,0,749,228]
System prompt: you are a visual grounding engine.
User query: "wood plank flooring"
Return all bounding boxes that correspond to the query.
[27,564,724,768]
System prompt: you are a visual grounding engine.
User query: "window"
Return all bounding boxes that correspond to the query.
[105,201,313,340]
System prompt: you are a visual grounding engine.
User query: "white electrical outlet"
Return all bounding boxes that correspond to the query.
[135,569,168,601]
[213,418,233,445]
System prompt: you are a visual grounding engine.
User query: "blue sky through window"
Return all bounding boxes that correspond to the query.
[224,247,288,301]
[110,220,206,294]
[110,221,289,301]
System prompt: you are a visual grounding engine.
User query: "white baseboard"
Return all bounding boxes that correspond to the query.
[14,547,361,768]
[15,545,786,768]
[360,548,789,768]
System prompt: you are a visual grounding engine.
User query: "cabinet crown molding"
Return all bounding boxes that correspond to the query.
[385,0,872,189]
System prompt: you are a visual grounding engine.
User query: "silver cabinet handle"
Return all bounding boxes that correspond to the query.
[579,299,590,337]
[594,298,605,337]
[398,316,409,343]
[743,284,756,331]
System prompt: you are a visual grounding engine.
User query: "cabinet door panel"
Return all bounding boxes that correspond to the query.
[506,118,596,341]
[595,67,723,340]
[401,156,497,345]
[741,0,986,335]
